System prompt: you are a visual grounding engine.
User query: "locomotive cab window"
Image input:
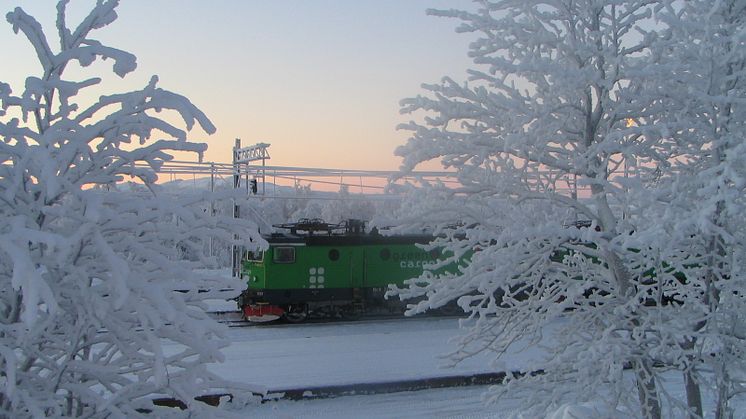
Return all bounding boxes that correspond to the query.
[273,247,296,264]
[244,250,264,262]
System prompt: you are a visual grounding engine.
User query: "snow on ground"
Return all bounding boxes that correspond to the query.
[247,384,512,418]
[193,271,744,418]
[189,316,545,418]
[194,314,745,418]
[210,317,542,390]
[190,272,745,418]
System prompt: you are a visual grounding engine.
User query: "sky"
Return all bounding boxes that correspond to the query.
[1,0,478,171]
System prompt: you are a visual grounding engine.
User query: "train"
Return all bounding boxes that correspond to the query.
[237,219,452,322]
[235,218,688,322]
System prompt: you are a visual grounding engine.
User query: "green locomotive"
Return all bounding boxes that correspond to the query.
[237,219,444,322]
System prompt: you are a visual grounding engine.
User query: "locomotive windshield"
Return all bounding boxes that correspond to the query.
[244,250,264,262]
[273,247,296,264]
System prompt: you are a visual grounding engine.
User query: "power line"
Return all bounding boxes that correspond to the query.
[270,174,387,190]
[141,160,458,179]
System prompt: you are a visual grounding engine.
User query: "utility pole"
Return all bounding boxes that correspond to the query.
[232,139,241,278]
[231,140,271,278]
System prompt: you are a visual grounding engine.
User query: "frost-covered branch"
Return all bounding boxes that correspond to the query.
[391,0,746,417]
[0,2,264,417]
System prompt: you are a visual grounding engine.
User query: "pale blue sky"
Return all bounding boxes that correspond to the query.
[2,1,477,169]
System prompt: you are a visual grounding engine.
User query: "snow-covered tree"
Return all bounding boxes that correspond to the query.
[0,1,263,417]
[320,185,376,224]
[390,0,745,417]
[638,1,746,417]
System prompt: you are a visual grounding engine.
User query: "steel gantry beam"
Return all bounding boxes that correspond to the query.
[233,141,271,164]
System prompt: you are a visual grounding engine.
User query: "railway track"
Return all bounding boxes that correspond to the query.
[208,309,461,328]
[150,369,543,410]
[208,310,247,327]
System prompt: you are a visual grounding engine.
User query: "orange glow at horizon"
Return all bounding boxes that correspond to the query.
[2,1,475,175]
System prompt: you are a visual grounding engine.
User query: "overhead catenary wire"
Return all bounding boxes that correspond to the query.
[134,159,593,198]
[134,160,462,193]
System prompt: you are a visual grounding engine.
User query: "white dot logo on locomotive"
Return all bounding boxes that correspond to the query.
[309,267,325,289]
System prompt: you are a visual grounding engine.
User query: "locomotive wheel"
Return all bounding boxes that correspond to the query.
[341,304,362,320]
[283,304,309,323]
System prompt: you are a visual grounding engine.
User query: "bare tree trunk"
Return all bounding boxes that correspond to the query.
[715,369,732,419]
[684,369,703,419]
[636,359,662,419]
